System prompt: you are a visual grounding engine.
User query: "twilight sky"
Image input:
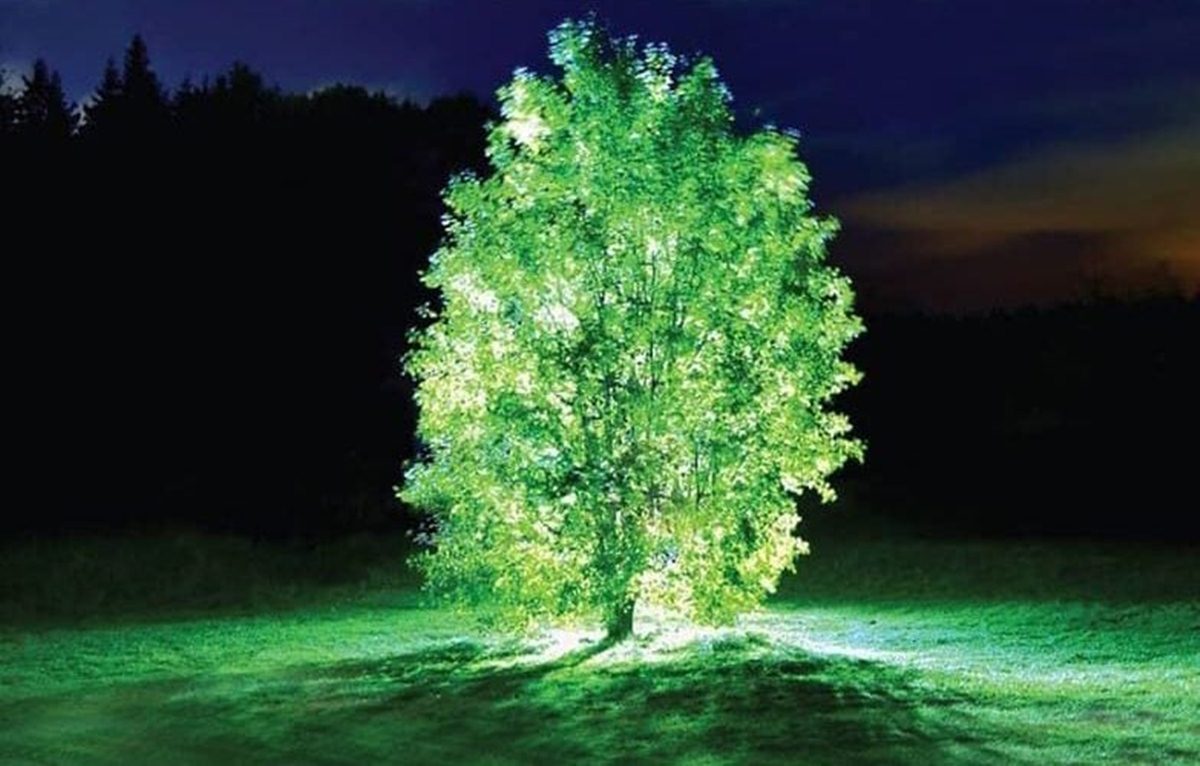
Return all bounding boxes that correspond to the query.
[3,0,1197,311]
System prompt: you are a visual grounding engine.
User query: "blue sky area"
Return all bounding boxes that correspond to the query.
[3,0,1197,310]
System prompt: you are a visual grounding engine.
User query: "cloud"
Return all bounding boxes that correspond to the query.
[1,60,29,91]
[837,123,1200,311]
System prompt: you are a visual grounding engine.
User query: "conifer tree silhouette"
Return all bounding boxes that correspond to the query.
[83,35,168,140]
[120,34,167,130]
[0,68,18,136]
[17,59,77,140]
[82,58,123,139]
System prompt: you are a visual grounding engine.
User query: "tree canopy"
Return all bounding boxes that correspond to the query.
[412,19,865,637]
[15,60,76,141]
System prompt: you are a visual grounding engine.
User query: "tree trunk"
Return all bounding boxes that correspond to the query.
[605,599,636,643]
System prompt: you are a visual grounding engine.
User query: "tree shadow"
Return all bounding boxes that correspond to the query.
[0,630,1008,764]
[288,632,1001,764]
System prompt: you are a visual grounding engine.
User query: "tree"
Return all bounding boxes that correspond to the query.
[401,19,864,640]
[120,34,167,125]
[0,68,19,136]
[17,59,77,140]
[81,35,167,139]
[81,58,123,138]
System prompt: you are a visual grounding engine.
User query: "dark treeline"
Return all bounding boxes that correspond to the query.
[5,38,490,537]
[3,38,1196,540]
[837,295,1199,539]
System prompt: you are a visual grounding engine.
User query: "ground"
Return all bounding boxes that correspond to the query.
[1,537,1196,764]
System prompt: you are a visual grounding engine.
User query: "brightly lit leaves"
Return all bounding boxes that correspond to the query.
[401,19,864,633]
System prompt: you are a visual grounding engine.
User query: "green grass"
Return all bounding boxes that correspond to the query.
[1,537,1197,764]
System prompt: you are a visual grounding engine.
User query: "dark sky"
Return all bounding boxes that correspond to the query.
[3,0,1197,311]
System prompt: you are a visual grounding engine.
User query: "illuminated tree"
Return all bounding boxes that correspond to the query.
[402,19,864,640]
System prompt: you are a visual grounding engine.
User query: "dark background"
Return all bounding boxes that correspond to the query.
[2,22,1197,543]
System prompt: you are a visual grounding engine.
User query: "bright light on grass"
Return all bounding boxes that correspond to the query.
[2,539,1196,764]
[522,607,910,667]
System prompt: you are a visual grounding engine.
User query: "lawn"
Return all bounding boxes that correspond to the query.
[1,537,1196,764]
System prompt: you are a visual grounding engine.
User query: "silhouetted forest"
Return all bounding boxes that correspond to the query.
[838,297,1198,539]
[4,37,1196,540]
[5,38,490,537]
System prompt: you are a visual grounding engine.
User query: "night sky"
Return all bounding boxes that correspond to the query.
[3,0,1198,311]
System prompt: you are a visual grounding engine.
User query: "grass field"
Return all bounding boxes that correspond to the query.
[1,536,1197,764]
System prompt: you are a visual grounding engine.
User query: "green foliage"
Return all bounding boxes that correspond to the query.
[402,19,864,632]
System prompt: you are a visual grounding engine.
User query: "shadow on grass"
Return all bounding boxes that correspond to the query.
[2,632,1004,765]
[238,636,990,764]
